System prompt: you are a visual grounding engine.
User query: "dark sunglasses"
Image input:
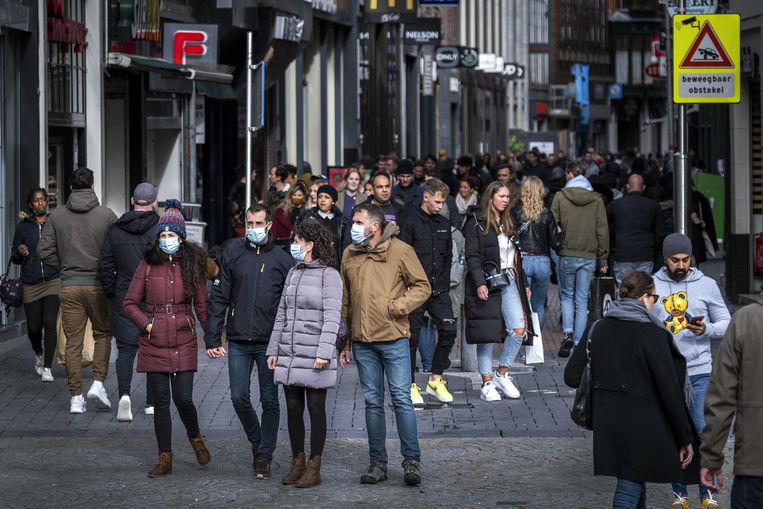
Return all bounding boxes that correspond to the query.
[647,293,660,303]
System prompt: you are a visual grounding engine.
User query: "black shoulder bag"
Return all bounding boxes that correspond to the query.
[570,320,600,430]
[0,258,23,312]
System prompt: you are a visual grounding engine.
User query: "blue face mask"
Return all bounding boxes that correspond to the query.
[159,237,181,255]
[290,243,306,262]
[351,223,371,245]
[246,227,267,245]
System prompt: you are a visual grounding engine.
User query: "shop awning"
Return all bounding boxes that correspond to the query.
[106,53,235,89]
[196,80,237,99]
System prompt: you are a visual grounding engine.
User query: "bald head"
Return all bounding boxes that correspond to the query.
[627,174,645,194]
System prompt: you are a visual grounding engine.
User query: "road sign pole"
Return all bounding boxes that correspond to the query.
[674,0,692,236]
[665,10,674,162]
[245,31,253,213]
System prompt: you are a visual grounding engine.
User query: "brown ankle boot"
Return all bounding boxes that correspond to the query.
[148,452,173,478]
[281,452,306,485]
[188,435,211,466]
[295,455,321,488]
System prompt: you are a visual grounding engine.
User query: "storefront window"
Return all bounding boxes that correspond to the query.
[47,0,86,126]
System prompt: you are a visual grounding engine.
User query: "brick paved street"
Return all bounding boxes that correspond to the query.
[0,288,733,508]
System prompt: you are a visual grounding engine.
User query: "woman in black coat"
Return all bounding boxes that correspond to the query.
[564,271,699,509]
[11,188,61,381]
[464,181,534,402]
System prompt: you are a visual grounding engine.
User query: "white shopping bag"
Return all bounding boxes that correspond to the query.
[524,312,544,365]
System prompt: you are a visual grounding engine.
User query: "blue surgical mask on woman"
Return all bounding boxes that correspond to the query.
[159,237,180,255]
[351,224,371,245]
[246,227,267,245]
[290,243,306,261]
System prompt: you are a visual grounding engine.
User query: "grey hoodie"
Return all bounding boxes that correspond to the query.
[651,267,730,376]
[38,189,117,286]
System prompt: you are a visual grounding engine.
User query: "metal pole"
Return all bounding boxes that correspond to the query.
[245,31,253,213]
[665,9,674,159]
[398,23,406,157]
[673,0,691,235]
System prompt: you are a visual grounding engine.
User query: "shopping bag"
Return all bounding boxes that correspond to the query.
[524,312,544,364]
[56,310,94,367]
[588,275,616,321]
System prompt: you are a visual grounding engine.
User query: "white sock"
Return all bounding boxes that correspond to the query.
[91,380,103,390]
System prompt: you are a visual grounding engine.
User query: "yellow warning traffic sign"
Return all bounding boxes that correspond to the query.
[673,14,740,104]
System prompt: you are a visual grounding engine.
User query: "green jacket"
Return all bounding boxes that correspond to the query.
[700,296,763,476]
[550,186,609,266]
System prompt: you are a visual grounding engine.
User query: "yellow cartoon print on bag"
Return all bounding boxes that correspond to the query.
[661,291,693,335]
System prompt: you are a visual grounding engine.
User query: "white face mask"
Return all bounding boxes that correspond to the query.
[351,223,371,245]
[159,237,180,255]
[246,226,268,245]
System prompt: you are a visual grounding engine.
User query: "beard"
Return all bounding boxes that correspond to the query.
[667,267,689,281]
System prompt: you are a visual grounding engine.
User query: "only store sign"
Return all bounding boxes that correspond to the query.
[673,14,740,103]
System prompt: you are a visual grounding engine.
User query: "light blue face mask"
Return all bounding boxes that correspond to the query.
[351,223,371,245]
[159,237,180,255]
[246,227,267,245]
[290,243,306,262]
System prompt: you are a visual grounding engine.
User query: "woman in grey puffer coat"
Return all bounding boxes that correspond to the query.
[267,221,342,488]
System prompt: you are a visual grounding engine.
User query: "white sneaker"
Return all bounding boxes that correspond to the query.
[493,371,521,399]
[87,381,112,410]
[70,394,86,414]
[41,368,54,382]
[117,395,133,422]
[34,354,44,376]
[480,381,501,402]
[144,406,155,416]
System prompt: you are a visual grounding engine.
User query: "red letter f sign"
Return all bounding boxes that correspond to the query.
[172,30,207,65]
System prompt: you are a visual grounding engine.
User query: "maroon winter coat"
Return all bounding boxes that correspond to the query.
[123,256,208,373]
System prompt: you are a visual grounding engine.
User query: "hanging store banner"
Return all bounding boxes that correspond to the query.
[435,46,478,68]
[162,23,219,65]
[366,0,418,23]
[404,18,441,45]
[673,14,740,103]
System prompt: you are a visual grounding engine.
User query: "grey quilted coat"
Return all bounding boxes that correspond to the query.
[266,261,342,389]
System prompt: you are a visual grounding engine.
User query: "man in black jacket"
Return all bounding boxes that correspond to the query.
[399,178,456,405]
[607,174,667,286]
[366,171,406,225]
[205,203,294,480]
[97,182,159,422]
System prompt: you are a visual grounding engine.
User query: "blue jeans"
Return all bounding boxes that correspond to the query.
[613,261,654,287]
[522,254,551,330]
[418,317,437,371]
[352,339,421,465]
[613,479,646,509]
[672,374,711,500]
[558,256,596,344]
[732,476,763,509]
[477,283,525,375]
[227,341,280,461]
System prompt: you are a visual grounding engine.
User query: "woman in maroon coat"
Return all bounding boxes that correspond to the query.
[123,200,210,478]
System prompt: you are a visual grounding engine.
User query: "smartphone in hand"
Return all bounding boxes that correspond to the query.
[689,315,705,325]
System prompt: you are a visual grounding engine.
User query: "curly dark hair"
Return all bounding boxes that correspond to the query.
[293,220,337,268]
[144,239,208,300]
[26,187,48,212]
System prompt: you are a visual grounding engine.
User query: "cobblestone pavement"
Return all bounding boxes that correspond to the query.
[0,287,734,508]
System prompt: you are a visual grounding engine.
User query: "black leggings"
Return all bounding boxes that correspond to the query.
[283,385,327,458]
[24,294,60,368]
[147,372,200,453]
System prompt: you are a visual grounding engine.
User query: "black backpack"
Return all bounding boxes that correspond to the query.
[0,259,23,311]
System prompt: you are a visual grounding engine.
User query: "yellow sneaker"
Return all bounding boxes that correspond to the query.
[670,494,689,509]
[426,378,454,403]
[410,383,424,405]
[700,494,722,509]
